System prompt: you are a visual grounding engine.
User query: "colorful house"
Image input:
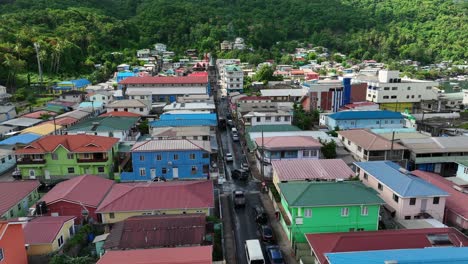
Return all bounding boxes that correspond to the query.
[355,161,448,222]
[39,175,115,224]
[54,79,91,93]
[96,181,214,224]
[278,181,384,244]
[121,139,211,181]
[325,110,404,130]
[0,221,28,264]
[456,161,468,182]
[0,181,40,219]
[15,135,119,181]
[23,216,76,255]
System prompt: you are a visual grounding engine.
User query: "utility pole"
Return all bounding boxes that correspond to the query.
[33,43,43,88]
[260,129,264,180]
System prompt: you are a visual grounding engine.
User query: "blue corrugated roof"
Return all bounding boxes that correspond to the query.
[150,119,217,127]
[56,79,90,90]
[79,101,103,108]
[326,247,468,264]
[0,133,41,145]
[329,110,403,120]
[355,161,448,197]
[160,113,217,121]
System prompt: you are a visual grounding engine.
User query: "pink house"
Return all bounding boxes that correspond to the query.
[355,161,448,222]
[412,170,468,230]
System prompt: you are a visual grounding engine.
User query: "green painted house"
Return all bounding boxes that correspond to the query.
[278,181,384,244]
[15,135,119,182]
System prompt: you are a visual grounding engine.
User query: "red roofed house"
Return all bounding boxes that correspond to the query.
[103,214,207,250]
[305,227,468,264]
[97,180,214,224]
[412,170,468,230]
[43,116,79,129]
[39,175,115,225]
[0,181,41,220]
[255,136,322,178]
[23,216,76,255]
[15,135,119,182]
[120,76,209,103]
[97,246,212,264]
[0,221,28,264]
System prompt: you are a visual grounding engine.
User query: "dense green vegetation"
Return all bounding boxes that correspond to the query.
[0,0,466,88]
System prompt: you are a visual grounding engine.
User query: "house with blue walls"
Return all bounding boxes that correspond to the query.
[120,139,212,181]
[116,72,136,90]
[326,110,405,130]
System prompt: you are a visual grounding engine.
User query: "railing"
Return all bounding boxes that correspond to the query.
[16,158,46,165]
[77,157,108,163]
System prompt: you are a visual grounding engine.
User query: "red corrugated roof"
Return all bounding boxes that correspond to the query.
[96,181,214,213]
[338,130,407,151]
[104,214,206,249]
[43,117,78,126]
[188,71,208,77]
[306,228,468,264]
[97,246,212,264]
[120,76,208,85]
[15,135,119,154]
[255,136,322,150]
[23,216,76,244]
[0,181,40,216]
[272,159,354,181]
[41,175,114,208]
[412,170,468,220]
[99,111,142,117]
[22,111,58,119]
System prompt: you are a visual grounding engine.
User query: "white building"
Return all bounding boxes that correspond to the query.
[0,85,11,102]
[163,102,216,113]
[89,90,114,106]
[243,110,292,126]
[233,37,246,50]
[154,43,167,53]
[222,64,243,93]
[106,99,150,115]
[366,70,438,103]
[137,49,151,58]
[125,90,152,108]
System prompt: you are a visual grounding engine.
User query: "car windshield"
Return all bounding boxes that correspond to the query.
[263,226,272,236]
[269,249,283,263]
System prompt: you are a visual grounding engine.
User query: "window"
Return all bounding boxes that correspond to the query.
[9,210,13,217]
[265,117,271,122]
[109,212,115,219]
[202,153,209,159]
[418,95,422,98]
[407,87,411,90]
[383,96,389,99]
[347,140,351,145]
[98,167,105,173]
[67,153,74,159]
[139,155,145,161]
[464,167,468,174]
[193,136,198,140]
[393,193,399,203]
[84,153,91,159]
[405,216,411,220]
[411,95,415,99]
[51,153,58,160]
[383,87,390,90]
[285,116,290,121]
[410,198,416,205]
[406,95,410,99]
[304,209,312,218]
[426,86,432,90]
[358,146,362,152]
[189,153,196,160]
[28,194,32,202]
[303,150,310,157]
[275,116,281,122]
[68,167,75,174]
[139,108,144,112]
[341,207,349,217]
[69,226,74,236]
[349,228,356,231]
[392,87,397,90]
[433,197,440,204]
[391,95,397,99]
[361,206,368,216]
[256,117,261,122]
[58,236,64,247]
[17,203,22,211]
[139,168,146,176]
[191,166,197,174]
[363,173,368,180]
[378,183,383,191]
[162,167,167,174]
[156,155,162,161]
[173,154,179,160]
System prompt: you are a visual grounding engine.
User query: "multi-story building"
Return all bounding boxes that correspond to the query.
[242,110,293,126]
[325,110,405,130]
[221,65,243,94]
[66,116,140,142]
[15,135,119,181]
[105,99,150,115]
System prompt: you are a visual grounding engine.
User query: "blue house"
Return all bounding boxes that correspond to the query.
[116,72,136,90]
[326,110,404,130]
[120,139,212,181]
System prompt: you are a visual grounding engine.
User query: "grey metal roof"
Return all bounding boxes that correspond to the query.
[400,136,468,153]
[1,118,42,127]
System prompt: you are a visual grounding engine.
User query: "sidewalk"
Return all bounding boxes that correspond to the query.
[220,194,236,264]
[260,192,298,264]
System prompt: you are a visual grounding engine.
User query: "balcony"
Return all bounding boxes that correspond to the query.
[77,157,108,163]
[16,158,46,165]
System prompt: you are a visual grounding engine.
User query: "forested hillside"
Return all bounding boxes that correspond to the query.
[0,0,466,86]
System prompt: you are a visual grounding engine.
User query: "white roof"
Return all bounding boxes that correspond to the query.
[260,88,307,97]
[1,118,42,127]
[107,99,147,108]
[244,110,292,117]
[249,131,342,146]
[163,102,215,111]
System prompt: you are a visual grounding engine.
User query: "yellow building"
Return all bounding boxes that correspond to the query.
[23,216,76,256]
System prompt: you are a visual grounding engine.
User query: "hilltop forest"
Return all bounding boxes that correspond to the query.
[0,0,466,87]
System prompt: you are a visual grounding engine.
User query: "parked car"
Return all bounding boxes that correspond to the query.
[233,190,246,208]
[231,168,248,180]
[225,153,233,162]
[253,206,268,225]
[259,224,274,242]
[241,162,249,171]
[227,119,234,126]
[232,134,239,142]
[266,245,285,264]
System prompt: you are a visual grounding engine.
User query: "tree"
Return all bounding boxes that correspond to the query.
[319,139,337,159]
[292,103,312,130]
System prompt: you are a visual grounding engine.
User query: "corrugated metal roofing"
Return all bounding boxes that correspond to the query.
[67,117,138,132]
[107,99,147,108]
[246,125,301,133]
[0,181,40,216]
[337,130,406,150]
[400,136,468,154]
[355,161,448,197]
[160,113,217,121]
[329,110,403,120]
[272,159,354,181]
[150,119,216,127]
[16,135,119,154]
[0,133,41,145]
[131,139,211,152]
[256,136,322,150]
[21,123,63,136]
[120,76,208,85]
[23,216,76,244]
[1,118,43,127]
[279,181,383,207]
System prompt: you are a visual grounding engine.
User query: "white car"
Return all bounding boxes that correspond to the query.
[225,153,234,162]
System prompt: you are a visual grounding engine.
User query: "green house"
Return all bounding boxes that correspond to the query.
[15,135,119,182]
[278,181,384,244]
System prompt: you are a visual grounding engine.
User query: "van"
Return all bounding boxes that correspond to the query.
[231,127,238,134]
[245,239,265,264]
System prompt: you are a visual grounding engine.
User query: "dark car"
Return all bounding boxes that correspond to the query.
[266,245,285,264]
[259,224,274,242]
[231,168,248,180]
[253,206,268,225]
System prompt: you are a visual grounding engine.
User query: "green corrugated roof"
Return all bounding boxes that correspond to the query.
[457,160,468,167]
[67,117,139,132]
[246,125,302,151]
[279,181,384,207]
[44,105,65,113]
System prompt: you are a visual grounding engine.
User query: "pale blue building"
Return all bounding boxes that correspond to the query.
[327,110,405,130]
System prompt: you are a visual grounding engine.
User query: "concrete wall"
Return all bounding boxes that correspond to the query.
[100,208,210,224]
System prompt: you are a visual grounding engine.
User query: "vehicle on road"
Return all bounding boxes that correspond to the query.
[218,118,226,129]
[241,162,250,171]
[225,153,233,162]
[227,119,234,126]
[253,206,268,225]
[245,239,265,264]
[231,168,248,180]
[259,224,274,242]
[265,245,285,264]
[233,190,246,208]
[232,134,240,142]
